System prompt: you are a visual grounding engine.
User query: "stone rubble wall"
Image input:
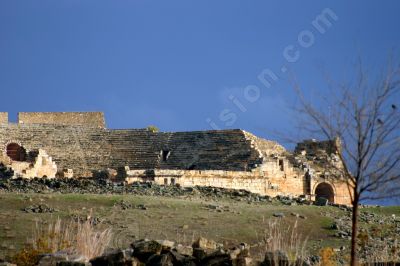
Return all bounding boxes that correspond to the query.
[242,130,286,157]
[294,138,340,156]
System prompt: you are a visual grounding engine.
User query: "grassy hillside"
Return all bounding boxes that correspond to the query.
[0,192,399,262]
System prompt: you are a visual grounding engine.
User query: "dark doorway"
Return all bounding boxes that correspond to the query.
[315,183,335,203]
[6,143,26,161]
[278,159,284,171]
[161,150,170,161]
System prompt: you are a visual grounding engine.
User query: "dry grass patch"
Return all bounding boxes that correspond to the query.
[11,215,112,266]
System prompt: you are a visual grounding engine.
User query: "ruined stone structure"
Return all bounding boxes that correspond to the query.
[0,112,351,205]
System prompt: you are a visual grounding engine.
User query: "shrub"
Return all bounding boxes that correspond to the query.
[0,162,14,179]
[146,125,159,133]
[319,247,336,266]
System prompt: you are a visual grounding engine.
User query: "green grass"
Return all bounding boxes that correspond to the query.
[361,206,400,216]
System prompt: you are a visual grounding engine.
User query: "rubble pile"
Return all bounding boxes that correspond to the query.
[0,178,322,206]
[36,237,316,266]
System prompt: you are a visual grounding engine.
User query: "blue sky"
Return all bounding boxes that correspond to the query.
[1,1,399,145]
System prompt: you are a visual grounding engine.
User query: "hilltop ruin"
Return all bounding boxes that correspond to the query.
[0,112,351,205]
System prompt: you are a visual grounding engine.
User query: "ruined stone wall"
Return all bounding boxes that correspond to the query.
[125,169,306,198]
[0,125,265,177]
[170,173,270,196]
[268,172,306,196]
[310,178,351,205]
[0,112,8,124]
[18,112,106,128]
[10,149,57,179]
[295,138,340,157]
[0,119,352,204]
[0,124,111,177]
[332,182,352,205]
[243,131,286,157]
[125,168,350,204]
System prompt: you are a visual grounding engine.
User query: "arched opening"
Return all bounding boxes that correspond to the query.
[315,182,335,203]
[6,143,27,161]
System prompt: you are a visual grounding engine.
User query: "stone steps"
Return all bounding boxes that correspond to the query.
[0,125,268,176]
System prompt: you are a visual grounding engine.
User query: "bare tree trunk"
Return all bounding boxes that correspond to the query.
[350,192,359,266]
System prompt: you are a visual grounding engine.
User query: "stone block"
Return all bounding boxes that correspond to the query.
[0,112,8,124]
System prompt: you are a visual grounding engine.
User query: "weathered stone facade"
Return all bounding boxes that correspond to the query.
[0,112,352,205]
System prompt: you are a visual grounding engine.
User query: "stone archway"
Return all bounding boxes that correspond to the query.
[6,143,27,161]
[315,182,335,203]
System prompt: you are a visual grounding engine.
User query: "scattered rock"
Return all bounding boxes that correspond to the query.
[272,212,285,218]
[38,252,69,266]
[174,244,193,256]
[135,204,147,210]
[90,249,137,266]
[131,239,163,262]
[182,224,189,230]
[330,222,340,230]
[146,253,174,266]
[114,200,133,210]
[192,237,217,250]
[263,250,289,266]
[156,239,175,249]
[58,262,90,266]
[168,250,196,266]
[192,248,208,261]
[0,263,16,266]
[71,214,103,226]
[235,256,253,266]
[200,250,231,266]
[315,197,329,206]
[22,204,56,213]
[0,178,321,207]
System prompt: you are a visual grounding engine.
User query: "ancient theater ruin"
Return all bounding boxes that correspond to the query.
[0,112,351,205]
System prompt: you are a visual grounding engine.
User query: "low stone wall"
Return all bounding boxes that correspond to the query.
[125,169,308,198]
[18,112,106,128]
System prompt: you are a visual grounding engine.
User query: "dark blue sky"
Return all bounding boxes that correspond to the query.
[1,1,399,144]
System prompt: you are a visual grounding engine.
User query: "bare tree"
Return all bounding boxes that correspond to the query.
[293,59,400,265]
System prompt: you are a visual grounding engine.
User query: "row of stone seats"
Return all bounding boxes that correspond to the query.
[0,125,266,177]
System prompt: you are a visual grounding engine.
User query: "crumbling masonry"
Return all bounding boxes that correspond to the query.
[0,112,351,205]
